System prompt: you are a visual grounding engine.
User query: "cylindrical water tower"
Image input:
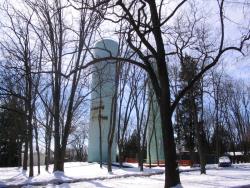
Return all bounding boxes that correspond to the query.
[147,93,165,163]
[88,39,118,162]
[147,67,164,164]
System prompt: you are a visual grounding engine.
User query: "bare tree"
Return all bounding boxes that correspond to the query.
[22,0,103,172]
[0,4,43,176]
[117,64,135,167]
[229,81,250,158]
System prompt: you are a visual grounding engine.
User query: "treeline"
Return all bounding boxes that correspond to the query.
[172,57,250,172]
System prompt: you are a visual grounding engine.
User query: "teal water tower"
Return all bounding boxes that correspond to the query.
[88,39,118,162]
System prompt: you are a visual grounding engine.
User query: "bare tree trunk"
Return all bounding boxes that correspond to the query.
[98,98,103,168]
[45,115,53,171]
[17,141,23,167]
[152,114,160,166]
[28,122,33,177]
[148,134,152,168]
[161,110,180,187]
[53,66,63,172]
[194,112,206,174]
[34,119,40,174]
[140,100,151,171]
[107,97,116,172]
[148,117,156,168]
[212,73,221,162]
[137,132,143,171]
[23,132,28,170]
[26,60,34,177]
[28,115,33,177]
[108,62,120,172]
[117,97,123,168]
[198,81,206,174]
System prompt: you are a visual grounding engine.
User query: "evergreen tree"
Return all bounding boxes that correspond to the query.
[177,55,207,173]
[178,56,200,156]
[0,97,25,167]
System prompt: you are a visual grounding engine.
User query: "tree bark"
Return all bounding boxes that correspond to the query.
[45,114,53,171]
[34,119,40,174]
[23,132,28,171]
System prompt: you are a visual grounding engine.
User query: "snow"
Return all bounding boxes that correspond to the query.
[0,162,164,187]
[1,162,250,188]
[226,152,244,156]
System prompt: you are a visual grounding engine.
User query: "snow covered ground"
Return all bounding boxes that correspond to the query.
[1,162,250,188]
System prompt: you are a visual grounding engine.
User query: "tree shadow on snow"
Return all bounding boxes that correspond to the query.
[89,180,113,188]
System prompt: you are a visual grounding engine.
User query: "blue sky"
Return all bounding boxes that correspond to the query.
[0,0,249,82]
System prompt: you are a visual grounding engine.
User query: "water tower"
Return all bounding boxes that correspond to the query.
[88,39,118,162]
